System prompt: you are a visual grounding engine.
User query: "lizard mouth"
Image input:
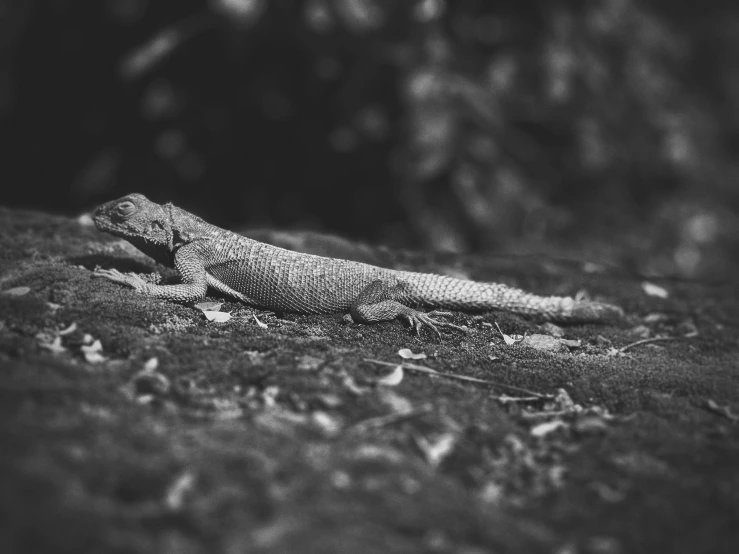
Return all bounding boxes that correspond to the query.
[92,202,118,232]
[92,213,110,231]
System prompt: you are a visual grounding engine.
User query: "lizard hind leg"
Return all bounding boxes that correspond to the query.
[350,280,466,340]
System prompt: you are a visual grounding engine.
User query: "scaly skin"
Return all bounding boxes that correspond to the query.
[92,193,623,338]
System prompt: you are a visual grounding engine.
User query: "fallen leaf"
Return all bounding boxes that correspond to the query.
[377,389,413,414]
[643,313,668,323]
[1,286,30,296]
[83,351,107,364]
[165,471,196,510]
[203,310,232,322]
[315,393,343,409]
[530,419,567,437]
[81,339,106,363]
[311,411,343,436]
[416,432,456,467]
[58,323,78,336]
[522,334,580,353]
[554,388,578,412]
[261,386,280,408]
[143,357,159,372]
[39,336,66,354]
[706,399,739,421]
[574,415,609,433]
[494,322,524,345]
[641,282,669,299]
[132,370,171,396]
[342,374,370,396]
[377,365,404,386]
[629,325,651,339]
[253,314,268,328]
[398,348,427,360]
[496,394,544,404]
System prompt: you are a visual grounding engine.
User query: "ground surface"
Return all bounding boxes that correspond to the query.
[1,206,738,554]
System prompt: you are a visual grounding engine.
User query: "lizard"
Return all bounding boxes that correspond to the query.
[92,193,623,338]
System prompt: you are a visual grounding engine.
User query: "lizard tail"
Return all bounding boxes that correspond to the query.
[399,272,622,323]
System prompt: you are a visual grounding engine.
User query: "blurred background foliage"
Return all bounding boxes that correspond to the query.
[1,0,738,278]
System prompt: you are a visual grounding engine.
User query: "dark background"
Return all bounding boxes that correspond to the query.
[1,0,738,276]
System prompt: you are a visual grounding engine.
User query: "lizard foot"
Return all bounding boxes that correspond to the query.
[569,301,624,322]
[399,309,468,341]
[93,268,148,293]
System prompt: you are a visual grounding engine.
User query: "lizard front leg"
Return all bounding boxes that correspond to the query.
[349,280,466,340]
[94,242,208,303]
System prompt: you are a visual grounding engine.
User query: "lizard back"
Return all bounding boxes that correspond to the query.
[198,229,395,313]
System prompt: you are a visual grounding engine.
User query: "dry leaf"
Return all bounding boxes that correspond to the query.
[143,357,159,372]
[2,286,30,296]
[253,314,268,328]
[39,336,66,354]
[706,399,739,421]
[311,411,343,436]
[574,415,609,433]
[132,369,171,396]
[416,432,456,467]
[643,313,669,323]
[377,365,404,386]
[377,389,413,414]
[58,323,78,336]
[530,419,567,437]
[165,471,196,510]
[641,282,669,299]
[342,374,370,396]
[203,310,232,322]
[522,334,580,353]
[398,348,427,360]
[81,339,106,363]
[554,388,578,412]
[261,386,280,408]
[494,322,524,345]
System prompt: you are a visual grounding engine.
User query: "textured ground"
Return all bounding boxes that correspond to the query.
[1,206,738,554]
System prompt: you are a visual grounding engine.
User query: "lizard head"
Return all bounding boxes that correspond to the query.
[93,193,174,254]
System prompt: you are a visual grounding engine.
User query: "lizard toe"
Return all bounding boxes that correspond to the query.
[414,313,442,341]
[570,301,624,322]
[402,311,468,341]
[93,268,148,292]
[423,312,468,335]
[399,312,441,340]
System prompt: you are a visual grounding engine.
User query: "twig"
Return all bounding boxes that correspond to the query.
[345,404,433,434]
[617,335,685,354]
[363,359,552,399]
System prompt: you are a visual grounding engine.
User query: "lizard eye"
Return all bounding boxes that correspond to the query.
[116,201,136,217]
